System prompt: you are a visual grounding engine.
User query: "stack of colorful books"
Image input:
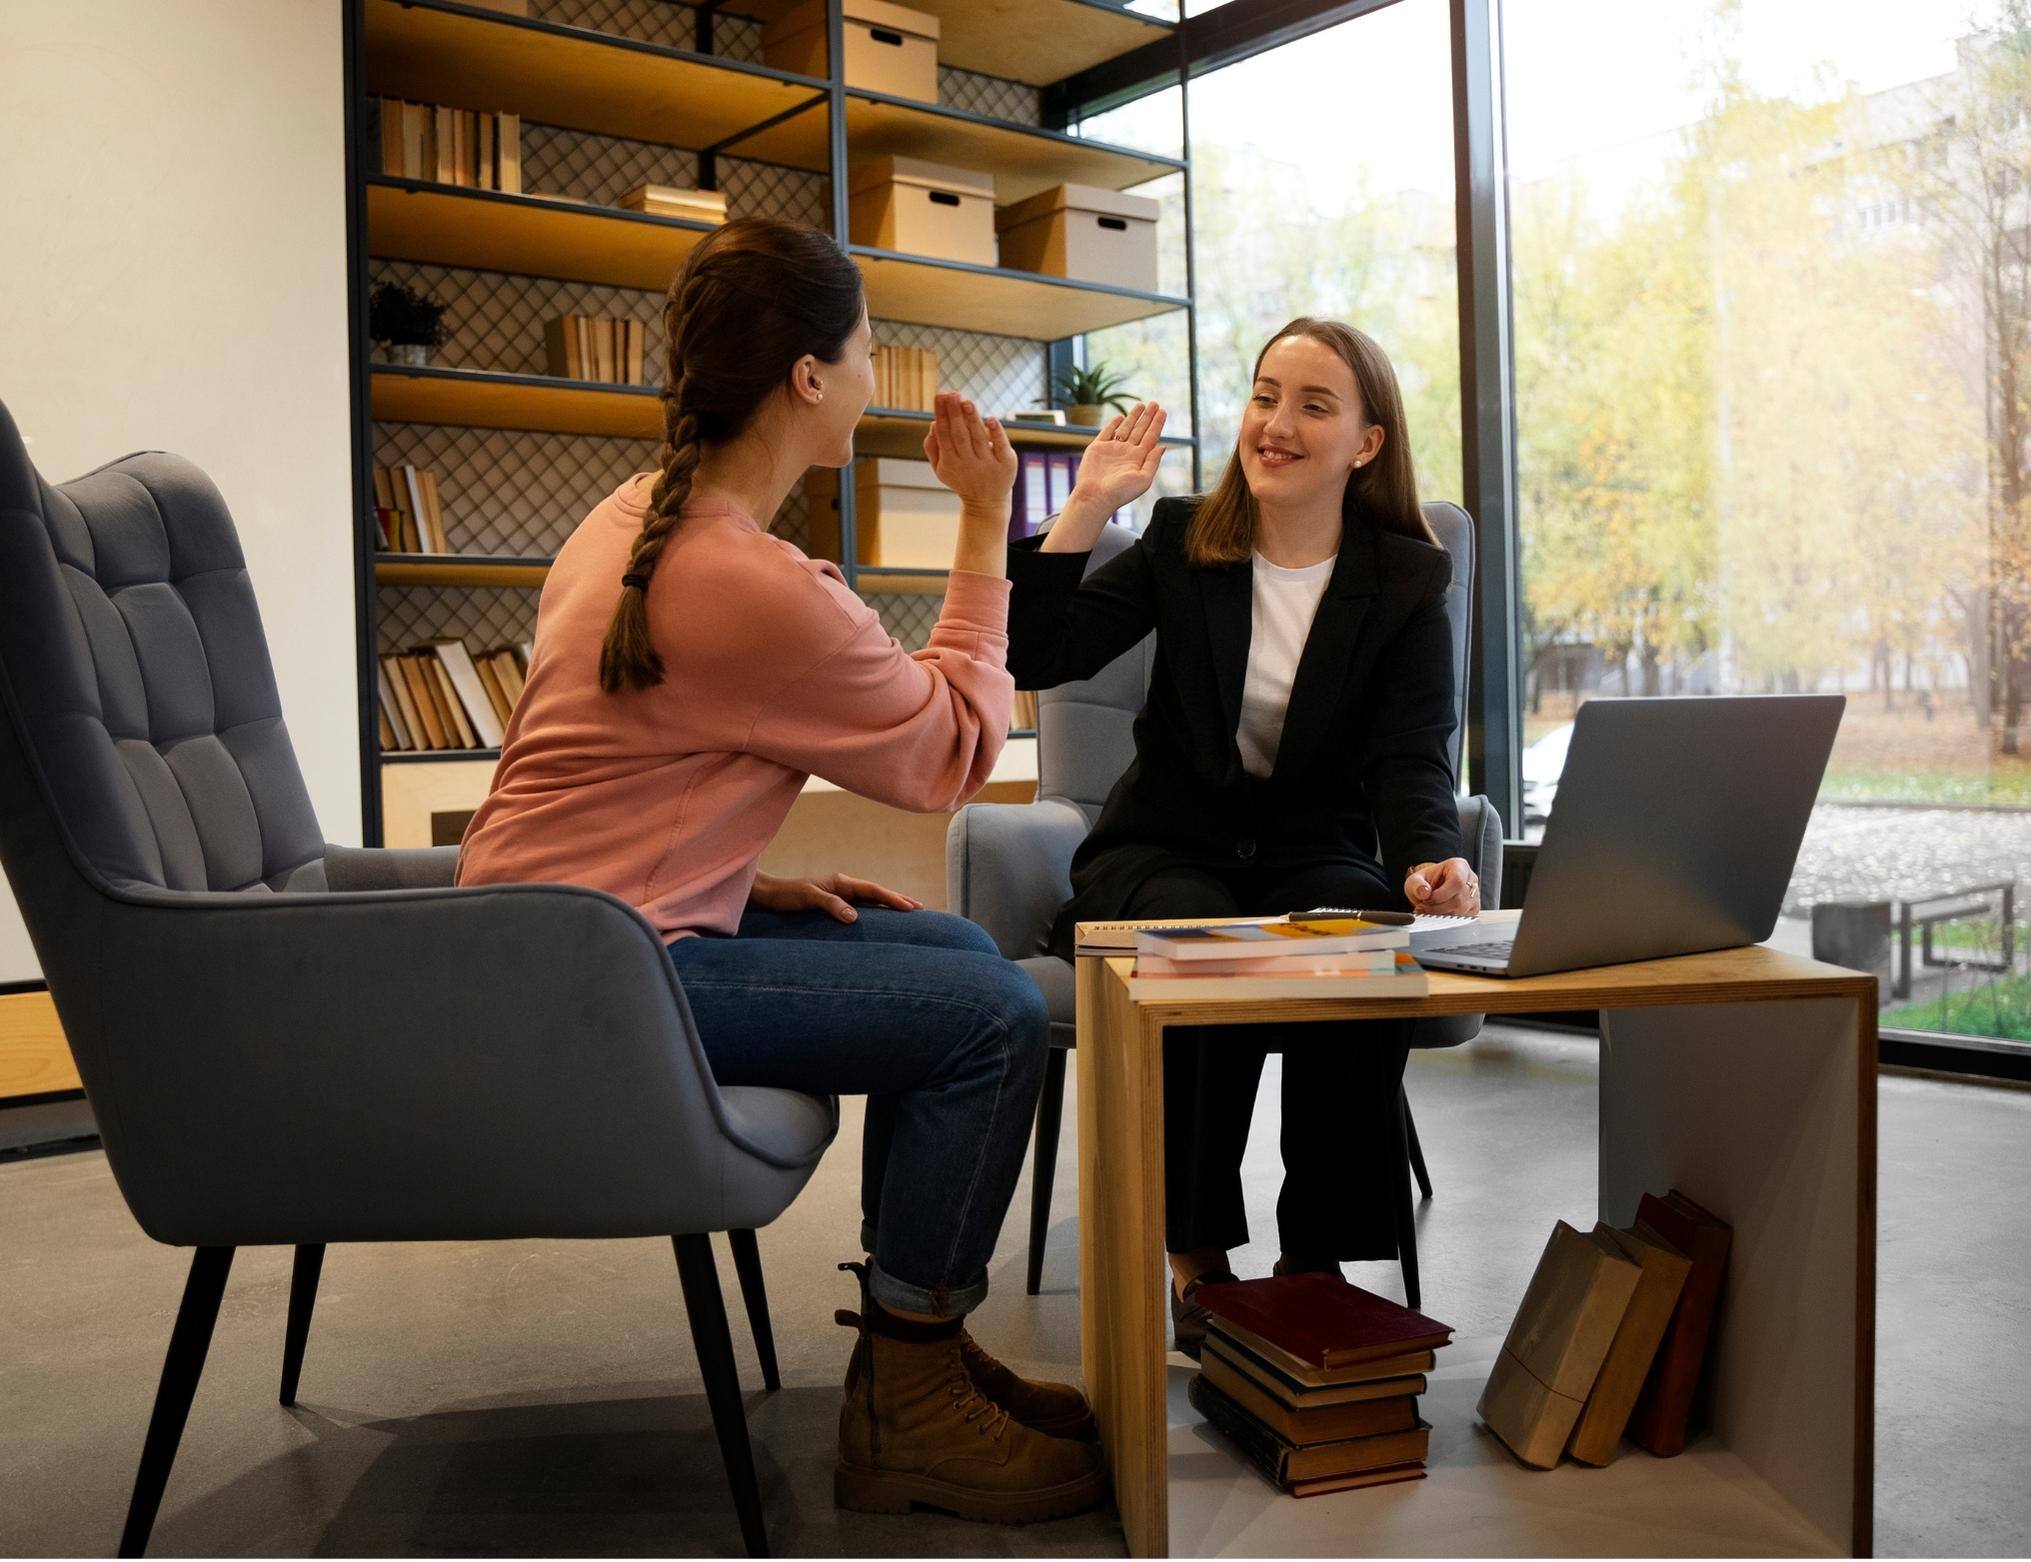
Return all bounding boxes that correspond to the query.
[1126,917,1427,1000]
[1189,1274,1454,1496]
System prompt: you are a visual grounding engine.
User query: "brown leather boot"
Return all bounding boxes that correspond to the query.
[957,1329,1098,1442]
[833,1298,1107,1521]
[837,1261,1098,1442]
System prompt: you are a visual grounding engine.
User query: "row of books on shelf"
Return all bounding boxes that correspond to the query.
[1189,1273,1453,1496]
[1479,1190,1732,1469]
[374,97,521,193]
[871,344,939,412]
[377,640,531,755]
[543,315,649,386]
[371,462,449,554]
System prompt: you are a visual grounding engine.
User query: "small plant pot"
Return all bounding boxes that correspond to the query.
[1066,403,1105,427]
[385,342,432,367]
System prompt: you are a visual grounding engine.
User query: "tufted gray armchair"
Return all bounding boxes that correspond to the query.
[0,400,833,1557]
[947,504,1502,1310]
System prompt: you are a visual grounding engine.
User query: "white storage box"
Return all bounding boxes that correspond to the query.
[854,458,960,568]
[849,155,996,265]
[995,182,1161,291]
[763,0,940,104]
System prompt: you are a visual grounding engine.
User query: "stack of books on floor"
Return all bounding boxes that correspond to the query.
[370,462,448,554]
[1477,1190,1732,1468]
[544,315,647,385]
[377,640,531,755]
[1190,1274,1454,1496]
[1125,916,1427,1000]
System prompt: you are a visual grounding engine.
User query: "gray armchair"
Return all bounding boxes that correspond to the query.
[948,504,1502,1310]
[0,400,833,1557]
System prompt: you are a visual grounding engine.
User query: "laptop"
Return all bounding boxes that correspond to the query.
[1420,695,1844,978]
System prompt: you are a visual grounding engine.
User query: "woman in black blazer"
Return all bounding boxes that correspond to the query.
[1004,318,1480,1354]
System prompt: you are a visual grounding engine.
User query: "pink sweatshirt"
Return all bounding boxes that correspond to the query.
[456,476,1013,939]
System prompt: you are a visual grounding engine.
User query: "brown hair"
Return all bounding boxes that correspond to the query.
[1186,317,1434,567]
[599,217,865,692]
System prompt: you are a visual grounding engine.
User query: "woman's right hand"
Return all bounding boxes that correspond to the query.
[922,392,1016,515]
[1040,402,1170,553]
[1072,401,1169,513]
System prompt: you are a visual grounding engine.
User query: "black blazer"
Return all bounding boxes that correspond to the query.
[1005,495,1465,953]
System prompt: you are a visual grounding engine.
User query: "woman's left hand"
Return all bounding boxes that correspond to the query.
[748,871,921,923]
[1404,858,1481,916]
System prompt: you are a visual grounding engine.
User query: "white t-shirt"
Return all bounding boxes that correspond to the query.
[1236,551,1336,779]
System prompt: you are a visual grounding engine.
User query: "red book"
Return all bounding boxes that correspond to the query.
[1627,1189,1733,1456]
[1194,1274,1453,1372]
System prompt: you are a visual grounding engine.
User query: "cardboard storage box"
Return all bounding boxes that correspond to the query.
[806,460,960,570]
[996,182,1161,291]
[849,156,996,265]
[763,0,940,103]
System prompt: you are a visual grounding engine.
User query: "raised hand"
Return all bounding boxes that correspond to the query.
[921,392,1017,513]
[1071,401,1169,513]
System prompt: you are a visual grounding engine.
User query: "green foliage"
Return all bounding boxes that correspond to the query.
[1049,360,1135,412]
[1882,971,2031,1041]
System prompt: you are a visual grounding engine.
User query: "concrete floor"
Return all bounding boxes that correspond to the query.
[1,1026,2026,1557]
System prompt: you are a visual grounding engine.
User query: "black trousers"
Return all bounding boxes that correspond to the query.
[1124,859,1411,1261]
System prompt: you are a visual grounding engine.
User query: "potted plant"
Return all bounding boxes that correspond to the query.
[1048,360,1134,427]
[369,281,448,367]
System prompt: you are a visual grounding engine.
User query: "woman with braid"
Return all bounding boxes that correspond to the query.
[458,218,1103,1523]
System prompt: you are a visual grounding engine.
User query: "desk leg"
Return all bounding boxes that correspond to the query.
[1599,995,1877,1557]
[1076,958,1170,1558]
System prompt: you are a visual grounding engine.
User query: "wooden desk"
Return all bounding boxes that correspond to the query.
[1073,944,1876,1558]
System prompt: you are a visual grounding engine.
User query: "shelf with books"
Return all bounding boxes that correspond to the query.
[730,88,1183,205]
[852,246,1188,339]
[727,0,1177,87]
[374,554,551,590]
[364,0,830,161]
[367,178,718,291]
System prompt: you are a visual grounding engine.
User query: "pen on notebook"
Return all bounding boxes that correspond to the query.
[1289,908,1418,925]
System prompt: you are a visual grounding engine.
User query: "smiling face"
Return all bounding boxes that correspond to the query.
[1237,333,1385,510]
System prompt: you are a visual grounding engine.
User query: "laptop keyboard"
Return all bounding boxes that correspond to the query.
[1429,940,1517,960]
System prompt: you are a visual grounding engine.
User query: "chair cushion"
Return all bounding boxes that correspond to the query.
[717,1086,840,1166]
[1020,954,1075,1048]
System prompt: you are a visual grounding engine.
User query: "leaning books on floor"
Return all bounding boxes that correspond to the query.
[377,642,529,753]
[1478,1200,1730,1470]
[1190,1274,1453,1496]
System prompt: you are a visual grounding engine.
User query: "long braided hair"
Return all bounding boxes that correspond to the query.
[599,217,865,692]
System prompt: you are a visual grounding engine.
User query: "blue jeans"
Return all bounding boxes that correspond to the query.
[670,907,1048,1316]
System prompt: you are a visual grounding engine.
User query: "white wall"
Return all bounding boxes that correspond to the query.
[0,0,359,982]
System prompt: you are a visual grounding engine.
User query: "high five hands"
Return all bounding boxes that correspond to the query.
[1041,401,1171,552]
[921,392,1017,510]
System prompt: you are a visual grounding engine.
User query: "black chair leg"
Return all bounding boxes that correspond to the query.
[673,1234,768,1558]
[725,1229,780,1392]
[120,1246,234,1559]
[1025,1047,1068,1296]
[279,1243,325,1407]
[1403,1086,1433,1202]
[1390,1099,1422,1312]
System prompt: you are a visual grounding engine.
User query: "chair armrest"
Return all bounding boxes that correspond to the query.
[945,798,1087,959]
[72,878,834,1247]
[323,842,460,891]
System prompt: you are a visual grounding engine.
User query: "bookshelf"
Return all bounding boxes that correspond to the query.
[348,0,1199,840]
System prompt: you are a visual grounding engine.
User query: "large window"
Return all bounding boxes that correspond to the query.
[1507,0,2031,1049]
[1081,0,1462,511]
